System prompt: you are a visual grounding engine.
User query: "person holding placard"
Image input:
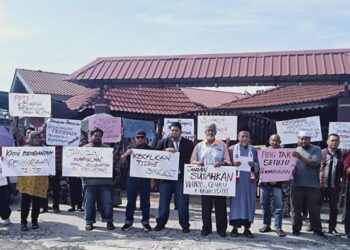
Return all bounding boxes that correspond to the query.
[229,130,259,238]
[154,122,195,233]
[83,128,115,231]
[291,131,324,237]
[191,123,230,237]
[119,129,153,232]
[16,132,49,231]
[320,134,344,236]
[259,134,286,237]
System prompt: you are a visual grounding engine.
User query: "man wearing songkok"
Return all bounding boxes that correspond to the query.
[229,130,259,238]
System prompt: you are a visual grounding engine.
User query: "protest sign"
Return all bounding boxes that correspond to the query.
[329,122,350,149]
[130,149,179,180]
[88,116,122,143]
[9,93,51,117]
[0,162,8,186]
[163,118,195,141]
[122,118,154,140]
[62,147,113,178]
[276,116,322,144]
[197,116,237,140]
[1,147,56,176]
[46,118,81,146]
[258,148,296,182]
[183,164,236,197]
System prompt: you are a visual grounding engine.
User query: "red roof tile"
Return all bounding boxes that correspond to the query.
[65,87,204,115]
[218,85,343,110]
[67,49,350,83]
[16,69,88,96]
[180,88,248,108]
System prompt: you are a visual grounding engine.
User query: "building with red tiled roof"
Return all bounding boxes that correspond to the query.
[11,69,88,101]
[67,48,350,87]
[218,85,344,113]
[65,87,205,117]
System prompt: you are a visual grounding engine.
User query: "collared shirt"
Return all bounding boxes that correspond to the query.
[292,144,322,188]
[171,138,180,151]
[320,148,343,189]
[191,139,230,165]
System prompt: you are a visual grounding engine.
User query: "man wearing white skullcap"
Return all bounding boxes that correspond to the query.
[291,131,324,237]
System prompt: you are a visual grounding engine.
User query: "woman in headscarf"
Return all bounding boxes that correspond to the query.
[16,131,49,231]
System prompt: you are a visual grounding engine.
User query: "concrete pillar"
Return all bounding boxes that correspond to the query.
[337,81,350,122]
[94,84,110,114]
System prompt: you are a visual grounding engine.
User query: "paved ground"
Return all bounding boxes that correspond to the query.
[0,194,349,250]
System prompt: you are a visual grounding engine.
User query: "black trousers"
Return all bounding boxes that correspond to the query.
[21,193,43,224]
[345,177,350,235]
[0,185,11,220]
[201,195,227,233]
[43,174,61,209]
[320,187,340,231]
[69,177,82,208]
[291,186,322,232]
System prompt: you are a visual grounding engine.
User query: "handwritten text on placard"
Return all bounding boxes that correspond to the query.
[184,164,236,197]
[1,147,56,176]
[62,147,113,178]
[258,148,296,182]
[130,149,179,180]
[46,118,81,146]
[9,93,51,117]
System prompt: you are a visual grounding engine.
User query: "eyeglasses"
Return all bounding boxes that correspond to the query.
[136,136,145,139]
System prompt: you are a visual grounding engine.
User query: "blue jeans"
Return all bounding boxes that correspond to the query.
[156,180,190,229]
[125,177,151,225]
[83,185,114,224]
[260,185,283,229]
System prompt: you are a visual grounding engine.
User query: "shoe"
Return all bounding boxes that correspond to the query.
[230,228,239,237]
[243,229,254,238]
[21,224,28,231]
[201,230,211,236]
[143,224,152,232]
[32,222,39,230]
[292,230,300,236]
[154,224,165,231]
[107,222,115,230]
[218,231,227,237]
[313,231,326,237]
[85,224,93,231]
[328,229,341,236]
[259,225,272,233]
[41,209,48,214]
[68,207,76,212]
[77,207,84,212]
[53,208,60,213]
[121,223,132,231]
[182,228,190,234]
[3,219,11,226]
[276,228,286,237]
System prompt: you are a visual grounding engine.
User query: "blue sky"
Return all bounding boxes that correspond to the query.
[1,0,350,92]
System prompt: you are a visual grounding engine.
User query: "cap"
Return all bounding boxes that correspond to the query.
[135,129,146,137]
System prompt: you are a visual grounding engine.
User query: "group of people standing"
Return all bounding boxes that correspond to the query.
[0,120,350,240]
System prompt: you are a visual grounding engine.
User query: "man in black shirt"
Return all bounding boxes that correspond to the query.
[120,129,153,232]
